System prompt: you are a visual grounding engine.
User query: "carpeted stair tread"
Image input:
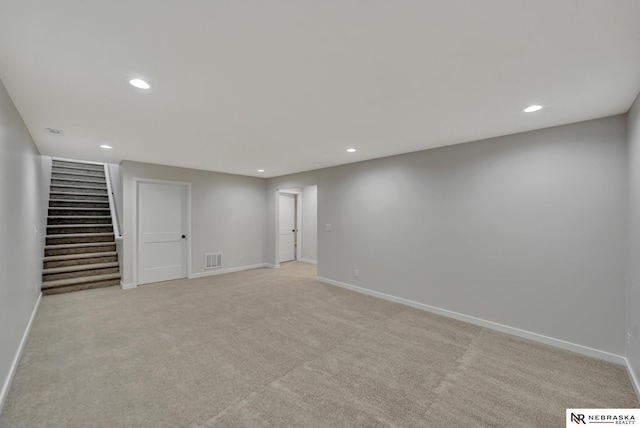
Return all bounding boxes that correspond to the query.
[47,227,114,237]
[52,166,104,173]
[41,272,121,289]
[48,208,111,215]
[46,232,114,238]
[48,215,111,220]
[48,206,109,210]
[53,159,103,166]
[47,223,112,228]
[42,279,121,295]
[51,177,106,185]
[51,181,107,190]
[45,242,116,250]
[49,202,110,209]
[52,161,103,168]
[49,199,109,204]
[48,195,109,202]
[44,251,117,262]
[49,184,108,191]
[52,168,104,174]
[48,216,111,219]
[43,262,119,275]
[45,243,116,256]
[46,233,115,245]
[47,216,112,225]
[52,169,104,176]
[49,192,109,198]
[52,175,105,182]
[47,224,113,233]
[47,216,111,220]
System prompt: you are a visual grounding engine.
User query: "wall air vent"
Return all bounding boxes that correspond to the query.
[45,128,64,136]
[205,253,223,270]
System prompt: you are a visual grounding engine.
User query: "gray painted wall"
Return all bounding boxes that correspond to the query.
[301,185,318,262]
[120,161,267,285]
[269,116,628,355]
[627,93,640,387]
[0,78,45,408]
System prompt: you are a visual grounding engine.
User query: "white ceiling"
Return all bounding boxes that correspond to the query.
[1,1,639,178]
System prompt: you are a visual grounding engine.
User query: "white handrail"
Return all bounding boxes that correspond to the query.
[103,164,121,238]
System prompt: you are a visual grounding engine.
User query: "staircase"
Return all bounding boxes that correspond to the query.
[42,159,121,295]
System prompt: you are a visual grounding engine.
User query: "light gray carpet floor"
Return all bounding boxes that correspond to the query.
[0,262,637,427]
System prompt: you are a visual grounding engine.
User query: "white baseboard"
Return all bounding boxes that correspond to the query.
[0,292,42,413]
[316,276,625,366]
[624,358,640,402]
[298,258,317,265]
[265,264,280,269]
[189,263,267,279]
[120,281,136,290]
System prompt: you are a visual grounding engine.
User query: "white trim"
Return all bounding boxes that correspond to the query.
[316,276,626,365]
[298,258,317,265]
[624,358,640,401]
[122,264,267,286]
[265,263,280,269]
[120,281,136,290]
[0,293,41,413]
[52,156,103,166]
[189,263,267,279]
[132,178,192,287]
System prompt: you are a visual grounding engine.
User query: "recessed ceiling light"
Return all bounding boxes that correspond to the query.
[129,78,150,89]
[100,144,112,149]
[347,148,356,153]
[257,169,265,173]
[523,104,543,113]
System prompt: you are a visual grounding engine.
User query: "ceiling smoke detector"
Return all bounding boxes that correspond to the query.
[45,128,64,136]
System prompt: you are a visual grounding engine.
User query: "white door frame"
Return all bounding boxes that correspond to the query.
[275,188,302,268]
[132,177,192,287]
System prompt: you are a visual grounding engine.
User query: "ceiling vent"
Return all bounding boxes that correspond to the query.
[205,253,223,270]
[45,128,64,136]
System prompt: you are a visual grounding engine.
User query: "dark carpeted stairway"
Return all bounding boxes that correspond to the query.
[42,159,121,295]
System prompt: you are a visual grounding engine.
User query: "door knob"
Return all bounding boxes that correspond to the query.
[182,235,186,239]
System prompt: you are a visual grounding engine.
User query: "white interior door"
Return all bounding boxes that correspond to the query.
[138,182,187,284]
[279,193,296,263]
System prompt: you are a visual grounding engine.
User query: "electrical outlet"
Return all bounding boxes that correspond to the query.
[354,269,359,278]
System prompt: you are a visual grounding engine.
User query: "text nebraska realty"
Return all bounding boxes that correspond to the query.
[579,413,636,424]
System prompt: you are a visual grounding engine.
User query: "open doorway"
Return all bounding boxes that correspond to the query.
[276,185,317,267]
